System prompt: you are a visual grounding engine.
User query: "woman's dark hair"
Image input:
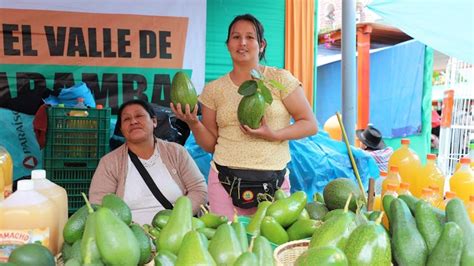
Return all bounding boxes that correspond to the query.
[225,14,266,61]
[116,99,156,130]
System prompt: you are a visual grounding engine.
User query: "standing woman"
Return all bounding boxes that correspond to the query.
[171,14,317,219]
[89,99,207,225]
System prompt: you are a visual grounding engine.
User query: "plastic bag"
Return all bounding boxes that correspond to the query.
[0,108,42,181]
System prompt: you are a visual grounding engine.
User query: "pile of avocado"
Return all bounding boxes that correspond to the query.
[295,177,473,266]
[60,193,150,266]
[147,197,274,266]
[7,177,473,266]
[384,193,473,266]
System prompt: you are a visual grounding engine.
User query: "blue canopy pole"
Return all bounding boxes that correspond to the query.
[342,0,357,144]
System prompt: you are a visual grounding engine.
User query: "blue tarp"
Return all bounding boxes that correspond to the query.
[185,131,380,199]
[317,40,425,138]
[368,0,474,64]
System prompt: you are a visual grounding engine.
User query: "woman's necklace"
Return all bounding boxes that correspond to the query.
[140,146,159,167]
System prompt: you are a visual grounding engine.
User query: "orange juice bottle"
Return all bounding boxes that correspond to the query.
[441,191,457,210]
[428,185,443,208]
[0,145,13,198]
[449,157,474,204]
[382,166,401,196]
[388,139,422,196]
[420,188,435,206]
[468,195,474,222]
[419,154,445,198]
[455,140,474,171]
[0,180,58,259]
[31,169,68,252]
[382,183,398,229]
[398,182,412,195]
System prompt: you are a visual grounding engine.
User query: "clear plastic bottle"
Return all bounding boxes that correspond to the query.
[450,157,474,204]
[0,145,13,198]
[382,183,399,230]
[388,139,422,196]
[31,169,68,253]
[382,166,401,196]
[375,171,387,195]
[419,154,445,198]
[373,171,387,211]
[420,188,435,206]
[398,182,412,196]
[468,195,474,222]
[69,97,88,116]
[0,180,58,258]
[441,191,457,210]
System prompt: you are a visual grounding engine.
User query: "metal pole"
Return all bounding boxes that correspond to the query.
[342,0,357,144]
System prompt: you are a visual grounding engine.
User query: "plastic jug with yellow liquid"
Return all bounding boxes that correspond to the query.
[382,166,401,196]
[31,169,68,253]
[0,180,58,261]
[418,154,445,198]
[450,157,474,204]
[0,146,13,198]
[388,139,422,196]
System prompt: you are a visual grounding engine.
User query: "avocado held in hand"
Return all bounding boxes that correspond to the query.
[170,71,198,113]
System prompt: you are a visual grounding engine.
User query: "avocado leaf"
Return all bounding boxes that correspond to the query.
[238,80,258,96]
[258,81,273,104]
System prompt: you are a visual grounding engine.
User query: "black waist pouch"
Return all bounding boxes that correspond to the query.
[215,163,285,209]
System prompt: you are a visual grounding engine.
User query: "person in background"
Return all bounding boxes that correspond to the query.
[89,99,207,225]
[356,124,394,173]
[171,14,317,219]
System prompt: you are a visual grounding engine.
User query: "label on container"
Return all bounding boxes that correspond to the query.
[0,228,50,262]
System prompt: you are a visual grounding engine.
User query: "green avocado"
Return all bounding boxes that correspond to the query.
[8,243,55,266]
[237,92,266,129]
[323,178,362,211]
[295,246,348,266]
[170,71,198,113]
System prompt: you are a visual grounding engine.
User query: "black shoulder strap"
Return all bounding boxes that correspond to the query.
[128,149,173,209]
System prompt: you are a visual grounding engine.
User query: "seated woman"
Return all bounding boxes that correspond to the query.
[89,99,207,225]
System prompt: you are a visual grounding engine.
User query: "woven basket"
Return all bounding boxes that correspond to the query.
[273,239,310,266]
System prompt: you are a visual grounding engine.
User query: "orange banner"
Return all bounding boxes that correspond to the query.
[0,8,188,68]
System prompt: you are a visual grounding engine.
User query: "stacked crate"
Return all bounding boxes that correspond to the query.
[43,106,110,214]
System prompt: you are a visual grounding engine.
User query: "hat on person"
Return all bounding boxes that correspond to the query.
[356,125,386,150]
